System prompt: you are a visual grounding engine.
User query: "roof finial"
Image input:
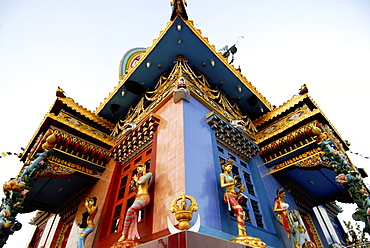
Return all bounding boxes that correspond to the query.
[56,86,66,98]
[299,84,308,95]
[170,0,188,21]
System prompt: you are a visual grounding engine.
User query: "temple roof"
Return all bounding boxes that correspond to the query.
[96,14,273,123]
[253,92,349,151]
[21,91,114,161]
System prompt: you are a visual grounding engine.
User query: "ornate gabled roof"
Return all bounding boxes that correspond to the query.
[96,6,272,123]
[254,92,349,151]
[253,93,308,128]
[57,96,114,130]
[21,91,114,161]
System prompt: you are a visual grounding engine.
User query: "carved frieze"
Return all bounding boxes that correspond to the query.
[258,121,322,163]
[206,112,259,162]
[111,114,160,165]
[268,148,330,174]
[38,154,101,178]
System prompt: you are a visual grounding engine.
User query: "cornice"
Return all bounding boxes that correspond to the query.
[256,108,320,144]
[111,114,161,165]
[253,93,348,150]
[268,147,329,174]
[206,112,260,163]
[254,94,307,127]
[58,97,114,130]
[48,113,115,146]
[21,96,114,161]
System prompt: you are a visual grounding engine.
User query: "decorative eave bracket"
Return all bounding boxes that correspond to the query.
[206,112,259,163]
[111,114,161,165]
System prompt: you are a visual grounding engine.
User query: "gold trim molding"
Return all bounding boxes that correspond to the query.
[269,148,329,174]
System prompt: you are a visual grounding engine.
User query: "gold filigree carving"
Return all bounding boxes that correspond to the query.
[256,105,318,143]
[269,148,329,174]
[48,113,115,146]
[114,56,257,137]
[230,236,267,247]
[43,155,100,178]
[254,94,308,128]
[57,97,114,130]
[55,219,74,248]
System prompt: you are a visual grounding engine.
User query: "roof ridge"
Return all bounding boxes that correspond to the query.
[253,94,307,127]
[58,96,114,130]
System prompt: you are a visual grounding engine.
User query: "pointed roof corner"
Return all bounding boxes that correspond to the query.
[170,0,188,21]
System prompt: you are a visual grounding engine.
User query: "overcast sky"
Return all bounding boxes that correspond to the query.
[0,0,369,247]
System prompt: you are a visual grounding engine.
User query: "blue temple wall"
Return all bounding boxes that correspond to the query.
[247,155,283,247]
[183,97,282,247]
[254,155,297,247]
[182,96,222,231]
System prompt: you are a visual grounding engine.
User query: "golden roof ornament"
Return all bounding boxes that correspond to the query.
[299,84,308,95]
[170,0,188,21]
[168,192,200,233]
[56,86,66,98]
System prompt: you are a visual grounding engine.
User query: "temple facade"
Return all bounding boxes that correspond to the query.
[1,2,368,248]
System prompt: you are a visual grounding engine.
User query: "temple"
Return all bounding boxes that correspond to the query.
[2,2,369,248]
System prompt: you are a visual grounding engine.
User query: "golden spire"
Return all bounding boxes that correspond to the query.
[170,0,188,20]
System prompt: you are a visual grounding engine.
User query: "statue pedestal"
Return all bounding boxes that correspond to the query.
[110,240,142,248]
[230,235,267,248]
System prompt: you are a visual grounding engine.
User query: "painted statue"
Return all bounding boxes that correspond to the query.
[118,162,153,241]
[289,209,306,246]
[19,148,51,180]
[219,160,247,236]
[77,197,98,248]
[273,188,303,248]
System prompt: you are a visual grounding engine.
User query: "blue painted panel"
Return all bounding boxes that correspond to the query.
[183,97,284,247]
[183,96,222,230]
[254,155,302,248]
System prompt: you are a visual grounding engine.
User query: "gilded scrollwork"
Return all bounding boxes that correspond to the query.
[112,55,257,139]
[269,148,328,174]
[256,105,314,142]
[48,113,115,146]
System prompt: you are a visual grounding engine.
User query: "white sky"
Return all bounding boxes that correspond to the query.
[0,0,369,247]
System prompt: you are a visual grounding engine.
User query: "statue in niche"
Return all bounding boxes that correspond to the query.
[219,160,247,236]
[77,197,98,248]
[118,162,153,242]
[273,188,306,248]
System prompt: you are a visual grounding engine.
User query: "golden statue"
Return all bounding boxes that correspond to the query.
[169,192,198,231]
